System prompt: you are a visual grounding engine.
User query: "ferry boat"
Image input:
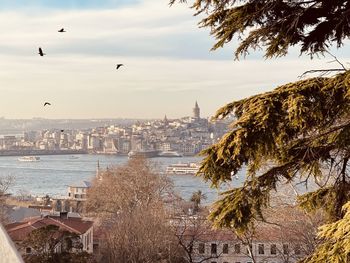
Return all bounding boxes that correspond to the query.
[165,163,200,175]
[128,150,160,158]
[18,156,40,162]
[158,151,182,157]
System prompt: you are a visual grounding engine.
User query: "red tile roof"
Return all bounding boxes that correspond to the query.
[6,216,93,242]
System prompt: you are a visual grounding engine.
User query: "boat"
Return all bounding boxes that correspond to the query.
[18,156,40,162]
[158,151,182,157]
[128,150,160,158]
[165,163,200,175]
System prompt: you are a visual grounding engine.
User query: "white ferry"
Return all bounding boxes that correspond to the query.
[18,156,40,162]
[128,150,160,158]
[165,163,200,175]
[158,151,182,157]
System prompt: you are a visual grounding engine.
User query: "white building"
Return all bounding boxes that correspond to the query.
[177,220,306,263]
[67,180,91,201]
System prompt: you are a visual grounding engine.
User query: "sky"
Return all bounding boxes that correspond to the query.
[0,0,349,119]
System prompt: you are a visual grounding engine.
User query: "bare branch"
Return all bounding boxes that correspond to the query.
[325,51,347,70]
[298,69,346,79]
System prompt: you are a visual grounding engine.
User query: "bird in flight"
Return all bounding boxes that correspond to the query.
[43,102,51,106]
[58,28,66,33]
[38,47,45,56]
[116,64,124,70]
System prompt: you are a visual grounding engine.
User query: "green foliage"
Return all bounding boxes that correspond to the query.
[300,201,350,263]
[190,190,206,212]
[199,71,350,231]
[170,0,350,58]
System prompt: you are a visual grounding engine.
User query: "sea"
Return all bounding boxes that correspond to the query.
[0,155,246,204]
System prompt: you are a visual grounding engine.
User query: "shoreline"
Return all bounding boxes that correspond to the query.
[0,150,197,157]
[0,149,88,157]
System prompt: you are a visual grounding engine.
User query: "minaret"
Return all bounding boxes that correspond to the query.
[96,160,101,180]
[193,101,200,119]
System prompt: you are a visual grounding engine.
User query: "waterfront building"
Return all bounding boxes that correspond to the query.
[103,137,118,154]
[88,135,102,151]
[2,136,17,150]
[67,181,91,201]
[23,131,37,142]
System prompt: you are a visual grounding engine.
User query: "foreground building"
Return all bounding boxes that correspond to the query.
[173,214,309,263]
[190,228,304,263]
[5,212,94,257]
[0,224,23,263]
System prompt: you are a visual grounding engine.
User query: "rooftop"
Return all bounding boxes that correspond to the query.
[6,215,93,242]
[68,180,92,188]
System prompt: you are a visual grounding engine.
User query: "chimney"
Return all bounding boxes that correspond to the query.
[60,211,68,219]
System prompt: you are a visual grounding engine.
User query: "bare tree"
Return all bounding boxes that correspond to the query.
[0,175,14,223]
[86,157,183,263]
[232,205,323,263]
[171,214,223,263]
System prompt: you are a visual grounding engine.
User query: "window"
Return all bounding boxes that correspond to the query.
[211,243,217,254]
[25,247,31,254]
[283,244,289,255]
[270,244,277,255]
[223,243,229,254]
[198,243,205,254]
[294,244,301,255]
[258,244,264,254]
[93,243,99,251]
[234,243,241,254]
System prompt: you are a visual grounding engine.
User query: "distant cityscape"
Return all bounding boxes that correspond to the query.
[0,102,229,156]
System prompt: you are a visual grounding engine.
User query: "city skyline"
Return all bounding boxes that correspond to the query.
[0,0,349,119]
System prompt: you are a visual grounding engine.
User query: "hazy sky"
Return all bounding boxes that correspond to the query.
[0,0,348,119]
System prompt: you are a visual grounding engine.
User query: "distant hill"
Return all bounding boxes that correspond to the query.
[0,118,153,134]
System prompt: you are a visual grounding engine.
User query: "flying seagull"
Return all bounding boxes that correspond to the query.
[58,28,66,33]
[43,102,51,106]
[38,47,45,56]
[116,64,124,70]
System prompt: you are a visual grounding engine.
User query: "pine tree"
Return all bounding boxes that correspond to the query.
[200,71,350,233]
[170,1,350,261]
[170,0,350,58]
[300,202,350,263]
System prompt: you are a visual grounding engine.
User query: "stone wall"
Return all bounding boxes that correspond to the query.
[0,223,23,263]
